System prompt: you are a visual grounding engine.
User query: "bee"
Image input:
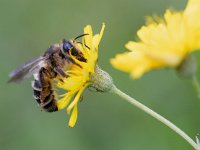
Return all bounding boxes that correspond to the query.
[8,34,88,112]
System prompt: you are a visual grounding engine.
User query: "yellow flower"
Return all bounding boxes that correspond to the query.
[56,24,105,127]
[111,0,200,79]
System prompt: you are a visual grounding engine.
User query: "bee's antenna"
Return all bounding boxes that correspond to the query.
[76,41,82,44]
[76,41,90,50]
[73,33,89,42]
[84,43,90,50]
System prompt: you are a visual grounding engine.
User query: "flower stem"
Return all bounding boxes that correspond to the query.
[111,85,199,150]
[192,75,200,99]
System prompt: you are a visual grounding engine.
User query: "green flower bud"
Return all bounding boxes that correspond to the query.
[89,66,113,92]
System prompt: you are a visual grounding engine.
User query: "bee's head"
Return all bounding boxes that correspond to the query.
[61,39,73,55]
[61,34,89,57]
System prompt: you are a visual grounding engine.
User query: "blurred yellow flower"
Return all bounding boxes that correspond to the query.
[111,0,200,79]
[56,24,105,127]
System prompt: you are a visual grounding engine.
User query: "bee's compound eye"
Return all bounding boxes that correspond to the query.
[63,40,73,53]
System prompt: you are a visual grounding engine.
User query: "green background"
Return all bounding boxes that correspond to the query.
[1,0,200,150]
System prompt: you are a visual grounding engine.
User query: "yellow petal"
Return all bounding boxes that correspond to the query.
[111,46,165,79]
[92,23,105,50]
[184,0,200,18]
[56,92,74,110]
[126,41,182,66]
[84,25,93,49]
[67,84,88,114]
[58,76,85,91]
[184,0,200,50]
[68,104,78,128]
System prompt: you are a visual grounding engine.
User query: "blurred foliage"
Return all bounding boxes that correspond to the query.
[1,0,200,150]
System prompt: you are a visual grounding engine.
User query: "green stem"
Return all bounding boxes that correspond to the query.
[192,75,200,99]
[196,135,200,146]
[111,85,199,150]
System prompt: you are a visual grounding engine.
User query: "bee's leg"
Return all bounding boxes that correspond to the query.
[54,67,68,78]
[76,41,90,50]
[64,55,76,63]
[65,55,82,68]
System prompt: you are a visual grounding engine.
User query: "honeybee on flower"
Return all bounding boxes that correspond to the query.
[9,24,109,128]
[56,24,108,127]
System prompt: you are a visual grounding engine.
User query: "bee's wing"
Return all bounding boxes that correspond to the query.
[8,56,47,83]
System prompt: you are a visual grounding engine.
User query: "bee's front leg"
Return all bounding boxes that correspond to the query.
[54,67,68,78]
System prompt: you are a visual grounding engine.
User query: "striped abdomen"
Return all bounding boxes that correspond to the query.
[32,71,58,112]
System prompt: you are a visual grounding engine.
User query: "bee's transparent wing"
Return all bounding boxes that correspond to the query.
[8,56,46,83]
